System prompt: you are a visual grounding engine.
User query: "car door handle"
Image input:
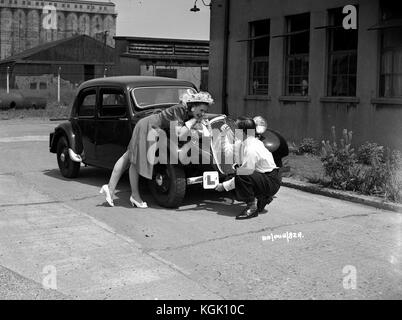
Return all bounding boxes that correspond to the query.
[118,117,129,121]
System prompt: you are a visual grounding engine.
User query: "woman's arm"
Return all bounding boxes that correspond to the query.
[176,118,198,140]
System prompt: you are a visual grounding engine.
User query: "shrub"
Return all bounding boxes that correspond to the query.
[297,138,320,155]
[320,126,402,202]
[357,142,384,165]
[321,127,358,190]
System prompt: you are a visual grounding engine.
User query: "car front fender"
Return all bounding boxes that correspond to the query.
[260,129,289,167]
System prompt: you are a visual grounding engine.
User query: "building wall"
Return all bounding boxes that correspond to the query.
[0,0,116,60]
[138,64,208,90]
[209,0,402,150]
[114,37,210,91]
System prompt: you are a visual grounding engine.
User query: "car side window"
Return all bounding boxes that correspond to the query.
[99,88,127,118]
[78,89,96,117]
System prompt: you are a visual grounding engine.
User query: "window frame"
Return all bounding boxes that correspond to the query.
[76,87,97,119]
[284,13,311,97]
[326,7,358,97]
[98,86,129,119]
[247,19,270,96]
[155,68,178,79]
[377,0,402,99]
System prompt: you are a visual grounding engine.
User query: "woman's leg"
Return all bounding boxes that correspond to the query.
[128,163,145,203]
[108,151,130,197]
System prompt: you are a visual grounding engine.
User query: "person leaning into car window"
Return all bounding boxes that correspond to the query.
[215,117,281,220]
[100,90,214,208]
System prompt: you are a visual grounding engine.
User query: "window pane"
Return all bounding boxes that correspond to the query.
[289,32,309,54]
[382,0,402,20]
[285,13,310,95]
[100,90,127,118]
[254,38,269,57]
[79,91,96,117]
[155,69,177,79]
[132,86,196,109]
[380,25,402,97]
[330,7,358,51]
[327,8,358,97]
[249,19,270,95]
[382,27,402,48]
[393,75,402,96]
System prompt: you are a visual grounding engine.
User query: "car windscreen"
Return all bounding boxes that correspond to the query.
[131,86,197,109]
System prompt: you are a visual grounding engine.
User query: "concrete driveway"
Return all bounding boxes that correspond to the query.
[0,119,401,299]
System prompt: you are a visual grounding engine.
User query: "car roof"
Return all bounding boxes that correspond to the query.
[78,76,196,90]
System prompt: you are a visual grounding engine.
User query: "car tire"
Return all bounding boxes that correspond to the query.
[56,136,80,178]
[148,164,186,208]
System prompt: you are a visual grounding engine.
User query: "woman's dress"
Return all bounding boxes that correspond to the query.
[127,104,189,179]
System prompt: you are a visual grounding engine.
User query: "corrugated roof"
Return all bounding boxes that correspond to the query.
[0,35,112,64]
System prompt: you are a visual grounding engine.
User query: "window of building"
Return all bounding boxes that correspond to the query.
[248,19,270,95]
[200,69,209,91]
[29,82,37,90]
[327,7,358,96]
[285,13,310,96]
[39,82,47,90]
[379,0,402,98]
[155,68,177,79]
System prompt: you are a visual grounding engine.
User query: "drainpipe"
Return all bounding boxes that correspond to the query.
[222,0,230,115]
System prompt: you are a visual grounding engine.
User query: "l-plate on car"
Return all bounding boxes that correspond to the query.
[49,76,289,208]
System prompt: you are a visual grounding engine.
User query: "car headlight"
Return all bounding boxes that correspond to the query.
[253,116,268,134]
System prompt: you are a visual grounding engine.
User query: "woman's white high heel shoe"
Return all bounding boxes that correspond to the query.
[130,196,148,208]
[100,185,114,207]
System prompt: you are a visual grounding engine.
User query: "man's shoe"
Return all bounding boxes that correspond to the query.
[257,196,274,212]
[236,205,259,220]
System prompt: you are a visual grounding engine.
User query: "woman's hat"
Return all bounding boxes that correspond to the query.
[181,90,214,106]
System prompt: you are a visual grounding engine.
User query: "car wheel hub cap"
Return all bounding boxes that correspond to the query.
[156,174,163,186]
[60,153,66,162]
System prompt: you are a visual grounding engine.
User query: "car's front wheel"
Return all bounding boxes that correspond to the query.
[56,136,80,178]
[148,164,186,208]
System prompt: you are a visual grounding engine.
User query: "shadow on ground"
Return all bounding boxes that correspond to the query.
[42,167,248,217]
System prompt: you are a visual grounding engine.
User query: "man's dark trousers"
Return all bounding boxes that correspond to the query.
[232,169,281,203]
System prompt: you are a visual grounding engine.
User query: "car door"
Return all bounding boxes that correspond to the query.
[76,87,97,163]
[95,87,132,169]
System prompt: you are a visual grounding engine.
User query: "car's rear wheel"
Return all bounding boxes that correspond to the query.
[56,136,80,178]
[148,164,186,208]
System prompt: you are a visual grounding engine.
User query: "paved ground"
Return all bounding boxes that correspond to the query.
[0,119,401,299]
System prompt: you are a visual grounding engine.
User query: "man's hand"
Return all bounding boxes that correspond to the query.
[215,183,225,192]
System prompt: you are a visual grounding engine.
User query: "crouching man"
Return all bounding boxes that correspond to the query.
[215,117,281,220]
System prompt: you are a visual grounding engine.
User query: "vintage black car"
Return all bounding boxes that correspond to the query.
[49,76,288,208]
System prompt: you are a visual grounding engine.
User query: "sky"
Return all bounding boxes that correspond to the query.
[109,0,210,40]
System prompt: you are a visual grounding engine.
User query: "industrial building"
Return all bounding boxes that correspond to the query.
[0,34,114,92]
[0,0,116,60]
[113,36,209,91]
[208,0,402,150]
